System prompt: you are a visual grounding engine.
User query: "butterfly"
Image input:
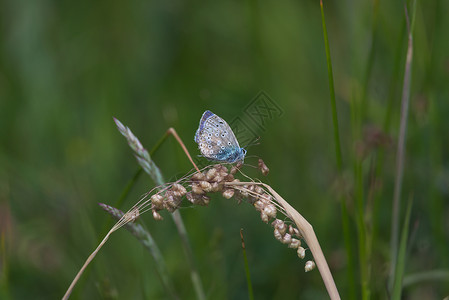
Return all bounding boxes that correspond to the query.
[194,110,247,163]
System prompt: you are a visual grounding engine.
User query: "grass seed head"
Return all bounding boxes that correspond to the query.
[124,208,140,223]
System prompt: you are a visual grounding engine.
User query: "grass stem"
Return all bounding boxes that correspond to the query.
[320,1,354,298]
[240,229,254,300]
[389,0,416,286]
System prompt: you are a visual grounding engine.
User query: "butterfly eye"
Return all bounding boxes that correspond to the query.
[228,142,231,146]
[208,133,212,137]
[221,133,225,137]
[215,133,219,137]
[221,146,225,150]
[208,145,212,149]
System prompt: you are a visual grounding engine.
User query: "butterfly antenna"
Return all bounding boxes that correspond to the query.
[244,137,261,149]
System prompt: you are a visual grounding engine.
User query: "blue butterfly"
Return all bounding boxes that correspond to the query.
[194,110,247,163]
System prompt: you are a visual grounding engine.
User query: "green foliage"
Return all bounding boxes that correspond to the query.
[1,0,449,298]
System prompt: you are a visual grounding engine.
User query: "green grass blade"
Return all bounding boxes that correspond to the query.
[320,0,342,171]
[320,1,355,298]
[403,270,449,288]
[389,0,417,286]
[240,230,254,300]
[392,197,413,299]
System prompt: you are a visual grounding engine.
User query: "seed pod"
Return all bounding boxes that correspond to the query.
[288,238,301,249]
[222,189,235,199]
[211,182,223,192]
[152,209,163,221]
[281,233,292,244]
[260,212,269,223]
[172,183,187,197]
[254,200,263,211]
[263,204,277,219]
[192,183,204,194]
[289,225,301,238]
[206,168,217,181]
[191,172,206,181]
[274,228,283,241]
[224,174,234,182]
[200,195,210,206]
[258,159,270,176]
[151,194,164,210]
[305,261,316,272]
[199,181,212,192]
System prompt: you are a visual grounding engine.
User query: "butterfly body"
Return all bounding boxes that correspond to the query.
[194,110,246,163]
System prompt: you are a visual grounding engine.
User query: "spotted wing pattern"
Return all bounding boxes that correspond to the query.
[194,110,246,163]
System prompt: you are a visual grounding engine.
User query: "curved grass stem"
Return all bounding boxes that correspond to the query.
[227,181,341,300]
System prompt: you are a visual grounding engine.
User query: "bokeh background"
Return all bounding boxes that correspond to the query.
[1,0,448,299]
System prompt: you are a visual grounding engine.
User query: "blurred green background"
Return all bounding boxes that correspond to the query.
[1,0,448,299]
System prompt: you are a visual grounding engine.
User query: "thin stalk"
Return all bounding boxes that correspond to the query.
[403,270,449,287]
[240,229,254,300]
[320,0,342,170]
[99,204,179,300]
[0,233,10,299]
[389,0,416,286]
[63,227,116,299]
[392,197,413,299]
[163,128,204,300]
[370,16,407,295]
[170,210,205,300]
[360,0,379,123]
[320,1,355,298]
[64,122,205,300]
[361,2,379,295]
[102,168,143,234]
[117,122,205,300]
[354,160,369,300]
[167,128,200,172]
[228,182,341,300]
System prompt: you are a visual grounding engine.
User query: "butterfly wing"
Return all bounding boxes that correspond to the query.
[194,110,214,143]
[195,111,244,162]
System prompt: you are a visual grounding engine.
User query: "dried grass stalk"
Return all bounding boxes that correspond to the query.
[226,181,341,300]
